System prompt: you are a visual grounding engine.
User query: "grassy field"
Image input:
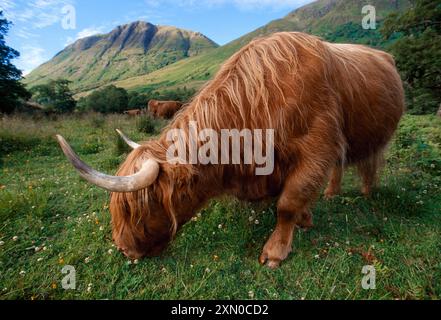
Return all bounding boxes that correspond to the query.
[0,113,440,300]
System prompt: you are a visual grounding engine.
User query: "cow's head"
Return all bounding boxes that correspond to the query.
[56,131,193,259]
[148,100,159,117]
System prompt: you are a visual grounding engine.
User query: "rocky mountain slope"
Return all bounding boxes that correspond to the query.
[24,21,218,91]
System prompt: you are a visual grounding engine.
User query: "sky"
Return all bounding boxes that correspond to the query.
[0,0,314,75]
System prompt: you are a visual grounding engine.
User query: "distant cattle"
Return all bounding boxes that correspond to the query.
[124,109,145,116]
[25,101,45,111]
[148,100,184,119]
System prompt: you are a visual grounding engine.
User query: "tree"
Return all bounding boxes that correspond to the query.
[80,85,128,114]
[382,0,441,114]
[128,91,149,110]
[30,79,76,113]
[0,11,30,113]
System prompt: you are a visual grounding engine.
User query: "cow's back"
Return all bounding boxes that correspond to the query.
[326,43,405,163]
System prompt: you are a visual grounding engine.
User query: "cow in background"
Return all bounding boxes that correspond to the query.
[148,100,184,119]
[124,109,145,116]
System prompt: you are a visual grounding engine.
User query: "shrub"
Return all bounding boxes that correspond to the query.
[30,79,76,114]
[137,115,156,135]
[90,114,106,129]
[80,85,129,114]
[114,133,132,156]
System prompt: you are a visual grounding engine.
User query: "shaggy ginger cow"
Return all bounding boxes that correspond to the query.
[148,100,184,119]
[124,109,145,116]
[57,32,404,268]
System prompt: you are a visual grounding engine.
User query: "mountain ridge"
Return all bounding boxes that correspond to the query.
[103,0,410,95]
[24,21,218,91]
[26,0,411,95]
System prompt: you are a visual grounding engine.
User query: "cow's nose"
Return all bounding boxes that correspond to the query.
[117,246,127,254]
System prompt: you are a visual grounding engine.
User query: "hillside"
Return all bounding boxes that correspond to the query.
[105,0,410,95]
[24,21,218,92]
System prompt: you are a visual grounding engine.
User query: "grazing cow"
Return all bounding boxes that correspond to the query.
[148,100,184,119]
[124,109,144,116]
[57,32,405,268]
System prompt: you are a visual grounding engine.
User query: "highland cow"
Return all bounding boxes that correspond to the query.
[124,109,145,116]
[148,100,184,119]
[57,32,405,268]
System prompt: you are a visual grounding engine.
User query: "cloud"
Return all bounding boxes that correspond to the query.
[19,45,48,75]
[145,0,312,11]
[231,0,313,10]
[14,28,38,40]
[64,26,106,46]
[1,0,74,29]
[0,0,16,11]
[76,27,105,39]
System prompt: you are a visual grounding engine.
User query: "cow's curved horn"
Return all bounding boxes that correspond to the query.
[116,129,141,149]
[56,135,159,193]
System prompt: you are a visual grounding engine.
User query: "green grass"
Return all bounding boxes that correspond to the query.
[0,114,440,300]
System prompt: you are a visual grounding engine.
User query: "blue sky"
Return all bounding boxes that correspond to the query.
[0,0,314,75]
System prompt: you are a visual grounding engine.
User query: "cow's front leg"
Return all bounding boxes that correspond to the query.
[259,157,332,269]
[259,209,313,269]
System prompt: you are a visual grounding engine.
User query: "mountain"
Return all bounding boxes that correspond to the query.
[105,0,410,94]
[24,21,218,92]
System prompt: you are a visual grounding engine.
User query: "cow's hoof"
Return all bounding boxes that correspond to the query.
[297,211,314,229]
[361,186,372,198]
[323,189,340,200]
[259,254,281,269]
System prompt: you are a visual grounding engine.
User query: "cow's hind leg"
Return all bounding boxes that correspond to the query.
[259,150,336,269]
[324,163,343,200]
[357,150,385,196]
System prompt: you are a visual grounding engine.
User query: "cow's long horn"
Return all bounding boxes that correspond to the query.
[116,129,140,149]
[56,135,159,193]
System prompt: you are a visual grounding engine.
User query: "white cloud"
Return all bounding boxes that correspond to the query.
[145,0,312,11]
[232,0,313,10]
[64,26,106,46]
[0,0,16,11]
[76,27,104,39]
[14,28,37,39]
[1,0,74,29]
[19,45,48,75]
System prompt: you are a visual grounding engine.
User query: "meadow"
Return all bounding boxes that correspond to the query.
[0,113,440,300]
